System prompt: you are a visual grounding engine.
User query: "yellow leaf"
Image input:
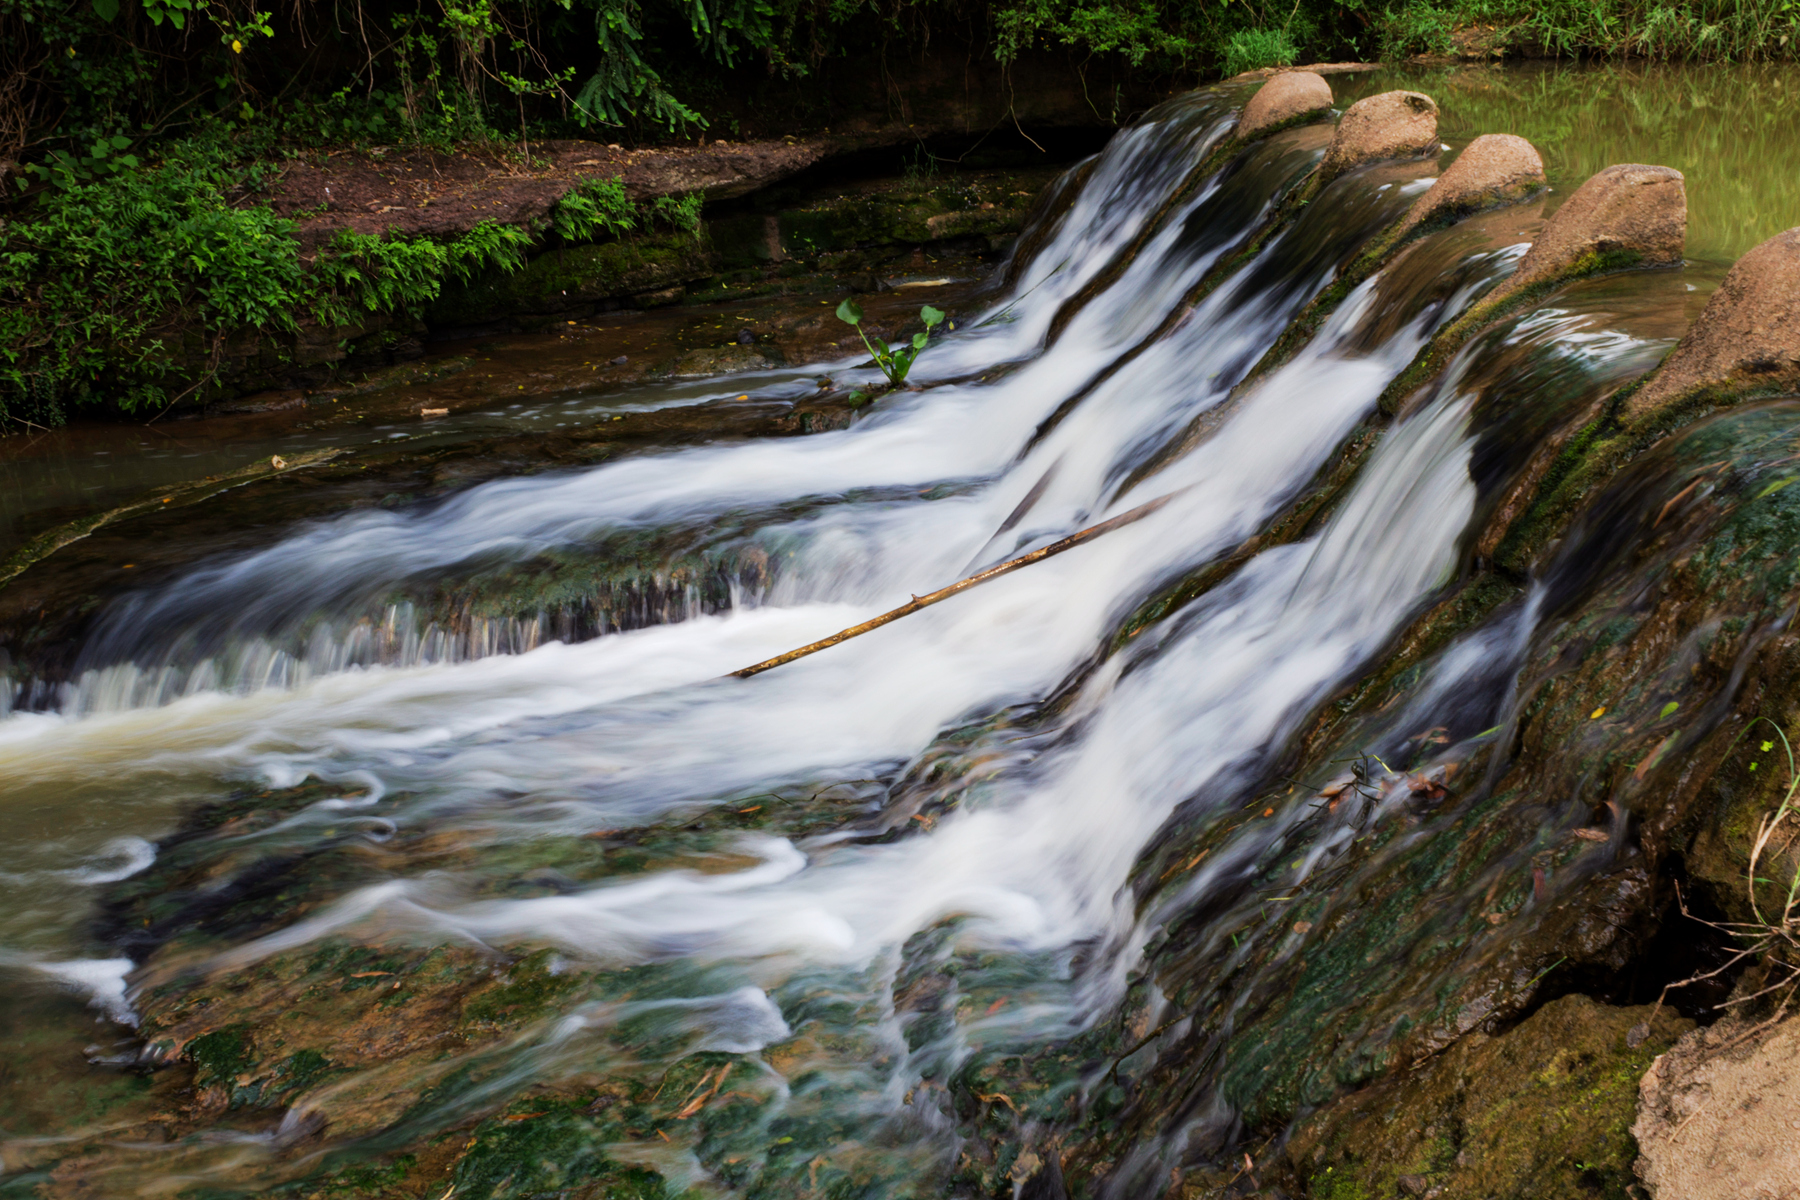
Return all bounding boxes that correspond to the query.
[231,38,243,52]
[1590,706,1606,719]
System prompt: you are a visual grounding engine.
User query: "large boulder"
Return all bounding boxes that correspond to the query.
[1489,163,1686,307]
[1235,71,1333,141]
[1318,89,1440,183]
[1626,226,1800,419]
[1399,133,1546,235]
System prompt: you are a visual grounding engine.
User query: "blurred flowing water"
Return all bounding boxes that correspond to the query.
[0,71,1757,1198]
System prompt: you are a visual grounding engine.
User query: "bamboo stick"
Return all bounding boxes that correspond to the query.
[729,489,1180,678]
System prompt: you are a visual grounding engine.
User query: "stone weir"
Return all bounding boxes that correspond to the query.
[7,70,1800,1200]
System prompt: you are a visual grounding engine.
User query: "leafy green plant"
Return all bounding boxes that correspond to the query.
[311,221,531,327]
[648,191,704,237]
[834,300,945,398]
[551,177,639,241]
[0,132,544,423]
[1223,26,1299,74]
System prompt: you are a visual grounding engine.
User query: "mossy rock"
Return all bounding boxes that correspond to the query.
[1284,994,1692,1200]
[709,176,1043,271]
[428,230,716,327]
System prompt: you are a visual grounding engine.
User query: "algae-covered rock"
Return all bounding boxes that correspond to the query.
[1400,133,1546,236]
[1318,90,1440,184]
[1635,1006,1800,1199]
[1626,226,1800,422]
[1286,994,1691,1200]
[428,230,716,328]
[1482,223,1794,575]
[1236,72,1333,141]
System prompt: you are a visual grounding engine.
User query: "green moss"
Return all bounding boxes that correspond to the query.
[428,229,714,326]
[1287,995,1691,1200]
[187,1024,256,1088]
[451,1107,666,1200]
[460,949,582,1030]
[273,1047,335,1096]
[314,1154,418,1196]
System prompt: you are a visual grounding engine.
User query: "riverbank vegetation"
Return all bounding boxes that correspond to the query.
[1,0,1796,424]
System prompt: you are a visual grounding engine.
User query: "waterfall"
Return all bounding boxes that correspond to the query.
[0,84,1683,1198]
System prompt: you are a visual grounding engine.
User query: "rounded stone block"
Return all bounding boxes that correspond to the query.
[1318,90,1440,183]
[1483,163,1686,313]
[1235,72,1333,141]
[1400,133,1546,234]
[1515,163,1686,287]
[1629,226,1800,418]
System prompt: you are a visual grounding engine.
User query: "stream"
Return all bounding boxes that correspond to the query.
[2,60,1797,1200]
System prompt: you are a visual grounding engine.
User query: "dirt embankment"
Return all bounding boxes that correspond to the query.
[268,134,887,255]
[266,118,1029,257]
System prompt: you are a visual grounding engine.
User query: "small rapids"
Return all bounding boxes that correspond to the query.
[0,84,1689,1197]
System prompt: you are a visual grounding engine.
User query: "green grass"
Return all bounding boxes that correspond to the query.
[1378,0,1800,60]
[1224,26,1300,74]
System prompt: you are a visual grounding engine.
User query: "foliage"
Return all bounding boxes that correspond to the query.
[550,175,640,241]
[0,141,303,421]
[0,0,1793,425]
[1223,26,1300,75]
[1371,0,1800,60]
[0,128,715,424]
[310,220,532,328]
[834,299,945,397]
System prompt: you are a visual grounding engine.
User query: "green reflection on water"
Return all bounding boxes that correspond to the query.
[1337,60,1800,270]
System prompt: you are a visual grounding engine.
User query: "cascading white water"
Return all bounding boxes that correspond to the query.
[0,89,1683,1196]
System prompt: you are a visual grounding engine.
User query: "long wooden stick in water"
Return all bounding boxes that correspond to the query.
[729,489,1182,678]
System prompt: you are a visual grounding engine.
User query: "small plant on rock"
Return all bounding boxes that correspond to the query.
[834,299,945,403]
